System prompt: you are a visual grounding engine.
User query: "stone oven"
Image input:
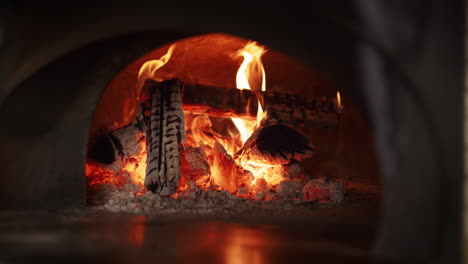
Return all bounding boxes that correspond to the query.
[0,1,463,263]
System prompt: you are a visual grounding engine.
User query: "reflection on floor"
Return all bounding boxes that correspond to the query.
[0,206,382,263]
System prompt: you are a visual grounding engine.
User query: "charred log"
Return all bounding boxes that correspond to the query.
[235,122,316,165]
[88,134,117,164]
[144,79,186,196]
[88,120,144,165]
[142,79,342,128]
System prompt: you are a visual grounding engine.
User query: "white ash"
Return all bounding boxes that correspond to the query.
[276,161,305,179]
[276,180,303,199]
[90,178,345,215]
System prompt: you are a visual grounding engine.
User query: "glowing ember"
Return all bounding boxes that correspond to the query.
[86,45,177,197]
[121,133,147,186]
[235,41,267,92]
[85,131,147,196]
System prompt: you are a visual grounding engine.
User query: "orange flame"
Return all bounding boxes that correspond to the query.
[136,44,176,97]
[232,42,267,144]
[121,132,147,186]
[178,41,280,198]
[88,40,294,200]
[235,42,267,91]
[336,91,341,108]
[230,42,285,188]
[85,131,147,196]
[86,46,177,196]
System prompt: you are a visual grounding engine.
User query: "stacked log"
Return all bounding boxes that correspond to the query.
[144,79,186,196]
[90,79,342,197]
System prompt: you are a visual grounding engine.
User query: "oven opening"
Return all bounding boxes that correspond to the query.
[85,33,381,215]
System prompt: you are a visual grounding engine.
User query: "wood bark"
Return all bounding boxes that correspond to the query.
[90,79,338,196]
[144,79,186,196]
[235,122,316,166]
[143,79,342,128]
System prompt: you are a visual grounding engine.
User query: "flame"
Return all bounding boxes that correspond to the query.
[256,100,265,128]
[136,44,176,96]
[336,91,341,108]
[87,46,176,196]
[121,132,147,187]
[230,42,286,188]
[88,40,296,200]
[232,42,267,144]
[235,42,267,91]
[176,41,279,199]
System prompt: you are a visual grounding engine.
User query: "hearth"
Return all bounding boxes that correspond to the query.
[83,34,378,215]
[0,1,463,263]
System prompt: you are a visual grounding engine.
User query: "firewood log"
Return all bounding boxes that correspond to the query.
[87,119,144,167]
[235,122,316,166]
[142,79,342,128]
[145,79,186,196]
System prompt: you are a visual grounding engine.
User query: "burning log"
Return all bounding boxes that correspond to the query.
[87,119,145,169]
[144,79,186,196]
[142,79,342,128]
[91,78,328,197]
[235,122,316,166]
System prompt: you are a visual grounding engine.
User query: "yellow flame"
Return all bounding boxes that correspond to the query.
[337,91,341,108]
[256,100,265,128]
[235,42,267,91]
[230,41,282,189]
[136,44,176,95]
[235,51,253,89]
[232,42,267,144]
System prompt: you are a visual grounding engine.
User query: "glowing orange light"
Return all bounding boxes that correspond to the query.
[232,42,267,144]
[336,91,341,108]
[85,131,147,196]
[89,39,294,200]
[121,132,147,187]
[87,45,177,196]
[136,44,176,97]
[229,42,285,189]
[235,41,267,91]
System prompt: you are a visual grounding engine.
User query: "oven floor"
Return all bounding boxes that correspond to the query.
[0,205,400,263]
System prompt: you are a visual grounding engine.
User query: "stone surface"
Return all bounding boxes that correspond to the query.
[303,178,344,204]
[0,205,381,264]
[276,180,303,199]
